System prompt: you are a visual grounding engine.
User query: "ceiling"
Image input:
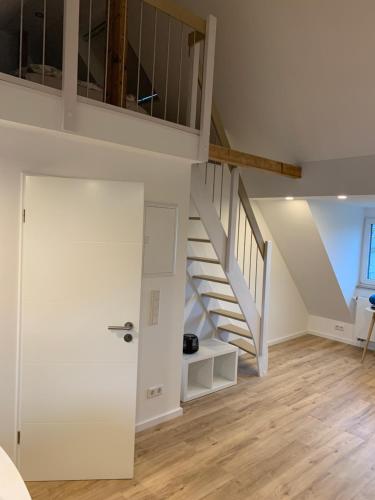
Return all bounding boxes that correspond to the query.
[177,0,375,164]
[255,195,375,209]
[308,196,375,208]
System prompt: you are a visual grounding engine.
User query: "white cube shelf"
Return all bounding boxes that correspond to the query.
[181,339,238,402]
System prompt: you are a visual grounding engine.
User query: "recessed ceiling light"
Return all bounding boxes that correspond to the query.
[285,196,294,201]
[337,195,348,200]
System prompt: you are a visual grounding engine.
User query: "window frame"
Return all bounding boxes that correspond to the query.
[360,217,375,287]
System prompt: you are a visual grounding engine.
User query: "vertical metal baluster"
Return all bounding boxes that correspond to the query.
[150,8,158,116]
[18,0,24,78]
[195,36,205,130]
[104,0,111,102]
[164,16,171,120]
[212,164,216,203]
[86,0,93,97]
[120,1,128,108]
[249,232,253,289]
[191,30,196,127]
[236,202,241,259]
[42,0,47,85]
[136,0,144,109]
[219,164,224,221]
[242,221,247,274]
[176,22,184,123]
[254,248,259,302]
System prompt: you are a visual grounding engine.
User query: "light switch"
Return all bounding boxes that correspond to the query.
[150,290,160,326]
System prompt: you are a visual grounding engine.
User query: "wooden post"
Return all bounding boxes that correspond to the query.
[259,241,272,376]
[198,14,216,160]
[225,167,239,273]
[62,0,80,131]
[106,0,128,107]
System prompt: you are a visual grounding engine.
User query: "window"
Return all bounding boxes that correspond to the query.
[360,218,375,286]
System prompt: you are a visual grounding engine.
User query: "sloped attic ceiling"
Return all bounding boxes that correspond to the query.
[176,0,375,164]
[256,199,356,323]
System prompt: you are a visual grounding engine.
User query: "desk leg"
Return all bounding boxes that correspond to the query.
[362,313,375,362]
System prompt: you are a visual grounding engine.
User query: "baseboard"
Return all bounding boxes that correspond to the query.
[307,329,360,347]
[136,407,183,433]
[268,331,307,346]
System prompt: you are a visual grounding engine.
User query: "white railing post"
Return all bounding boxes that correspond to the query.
[62,0,80,131]
[188,40,201,128]
[259,240,272,376]
[198,14,216,160]
[225,167,239,273]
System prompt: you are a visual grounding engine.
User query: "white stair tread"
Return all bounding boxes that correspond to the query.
[192,274,229,284]
[188,238,211,243]
[210,309,245,322]
[187,256,220,264]
[202,292,237,304]
[218,324,252,339]
[229,338,256,357]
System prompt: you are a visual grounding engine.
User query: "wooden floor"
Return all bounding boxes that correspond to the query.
[27,335,375,499]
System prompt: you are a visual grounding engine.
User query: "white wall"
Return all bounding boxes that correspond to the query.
[308,200,364,313]
[0,120,191,459]
[177,0,375,164]
[252,202,308,343]
[241,155,375,199]
[257,199,352,322]
[308,315,357,345]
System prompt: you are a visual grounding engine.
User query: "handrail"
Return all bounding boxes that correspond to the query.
[238,177,265,257]
[209,106,266,259]
[144,0,206,34]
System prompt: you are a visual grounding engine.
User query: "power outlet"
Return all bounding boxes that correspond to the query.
[335,324,345,332]
[147,385,163,399]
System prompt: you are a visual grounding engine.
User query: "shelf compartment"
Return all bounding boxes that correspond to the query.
[213,352,237,389]
[186,358,213,400]
[181,339,238,402]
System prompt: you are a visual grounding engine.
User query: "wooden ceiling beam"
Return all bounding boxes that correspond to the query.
[209,144,302,179]
[144,0,206,34]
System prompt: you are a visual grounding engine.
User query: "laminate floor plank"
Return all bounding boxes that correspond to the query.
[27,335,375,500]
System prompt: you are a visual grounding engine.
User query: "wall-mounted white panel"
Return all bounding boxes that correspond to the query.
[0,80,199,162]
[143,204,178,276]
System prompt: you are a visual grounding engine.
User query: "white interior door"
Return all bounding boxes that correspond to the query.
[18,175,144,481]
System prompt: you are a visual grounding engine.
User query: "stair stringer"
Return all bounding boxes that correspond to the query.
[190,165,263,376]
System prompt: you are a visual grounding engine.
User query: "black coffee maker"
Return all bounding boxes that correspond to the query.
[183,333,199,354]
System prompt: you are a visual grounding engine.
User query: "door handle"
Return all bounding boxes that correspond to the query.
[108,322,134,331]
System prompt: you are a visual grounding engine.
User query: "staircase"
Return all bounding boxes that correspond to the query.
[187,163,272,376]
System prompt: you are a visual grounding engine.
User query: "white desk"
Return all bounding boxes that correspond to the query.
[0,447,31,500]
[362,307,375,362]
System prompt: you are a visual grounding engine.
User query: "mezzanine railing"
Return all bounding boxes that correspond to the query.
[0,0,215,136]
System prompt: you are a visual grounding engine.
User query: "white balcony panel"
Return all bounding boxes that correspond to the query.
[0,78,199,162]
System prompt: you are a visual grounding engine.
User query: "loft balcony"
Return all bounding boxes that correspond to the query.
[0,0,216,161]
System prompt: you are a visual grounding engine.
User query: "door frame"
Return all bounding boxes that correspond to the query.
[15,172,26,466]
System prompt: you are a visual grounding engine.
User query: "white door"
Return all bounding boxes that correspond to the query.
[18,175,144,481]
